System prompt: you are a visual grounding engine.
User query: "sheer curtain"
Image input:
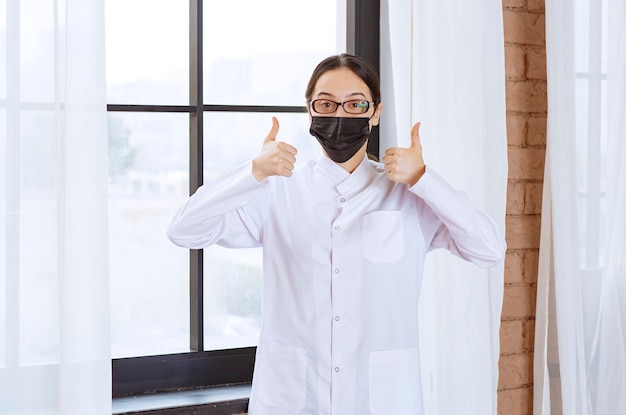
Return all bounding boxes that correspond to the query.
[380,1,507,414]
[535,0,626,414]
[1,1,111,414]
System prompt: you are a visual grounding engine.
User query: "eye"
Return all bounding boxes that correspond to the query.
[312,99,338,114]
[346,99,369,113]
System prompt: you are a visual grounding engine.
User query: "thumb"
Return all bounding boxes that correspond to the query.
[264,116,280,143]
[410,121,421,148]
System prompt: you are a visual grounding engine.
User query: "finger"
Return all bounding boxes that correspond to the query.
[264,116,280,143]
[277,141,298,156]
[410,122,421,148]
[280,161,294,177]
[280,149,297,165]
[384,147,397,156]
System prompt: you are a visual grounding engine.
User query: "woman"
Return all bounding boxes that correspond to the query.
[167,53,506,415]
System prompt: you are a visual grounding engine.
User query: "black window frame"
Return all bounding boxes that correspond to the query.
[111,0,380,397]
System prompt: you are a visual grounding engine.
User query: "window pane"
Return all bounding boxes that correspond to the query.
[202,111,320,350]
[12,110,59,366]
[105,0,189,105]
[203,245,262,350]
[203,111,319,175]
[203,0,345,106]
[109,112,190,358]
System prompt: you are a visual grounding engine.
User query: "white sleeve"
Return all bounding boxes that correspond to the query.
[409,167,506,268]
[167,161,270,249]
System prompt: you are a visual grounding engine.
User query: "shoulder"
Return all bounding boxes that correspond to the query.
[366,158,394,186]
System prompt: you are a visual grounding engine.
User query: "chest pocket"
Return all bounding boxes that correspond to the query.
[360,210,405,264]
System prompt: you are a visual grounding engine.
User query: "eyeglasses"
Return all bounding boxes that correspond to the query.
[310,99,376,115]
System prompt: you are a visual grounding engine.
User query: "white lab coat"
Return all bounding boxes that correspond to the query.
[167,154,506,415]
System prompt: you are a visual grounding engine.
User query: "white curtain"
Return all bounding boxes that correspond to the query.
[380,1,507,414]
[1,1,111,414]
[535,0,626,414]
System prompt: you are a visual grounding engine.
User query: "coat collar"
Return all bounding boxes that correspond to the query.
[314,154,375,199]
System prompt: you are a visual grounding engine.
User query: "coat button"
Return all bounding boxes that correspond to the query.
[334,268,340,274]
[334,367,340,372]
[335,316,340,321]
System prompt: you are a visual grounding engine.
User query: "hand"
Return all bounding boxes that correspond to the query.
[252,117,298,182]
[382,122,426,186]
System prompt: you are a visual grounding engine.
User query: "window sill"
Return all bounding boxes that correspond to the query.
[112,384,250,415]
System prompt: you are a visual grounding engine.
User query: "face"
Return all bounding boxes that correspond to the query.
[309,67,382,130]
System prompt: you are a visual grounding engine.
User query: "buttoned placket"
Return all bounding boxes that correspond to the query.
[330,194,346,380]
[315,155,374,414]
[330,189,355,415]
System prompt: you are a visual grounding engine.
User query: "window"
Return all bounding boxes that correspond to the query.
[574,0,606,276]
[108,0,380,396]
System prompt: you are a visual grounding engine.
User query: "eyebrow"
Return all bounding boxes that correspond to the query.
[316,91,368,99]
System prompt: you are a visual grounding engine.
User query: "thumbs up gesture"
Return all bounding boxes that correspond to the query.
[382,122,426,186]
[252,117,298,182]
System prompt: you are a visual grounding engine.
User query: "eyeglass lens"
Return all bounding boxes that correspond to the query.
[312,99,370,114]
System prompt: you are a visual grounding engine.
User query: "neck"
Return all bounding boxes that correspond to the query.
[335,148,366,173]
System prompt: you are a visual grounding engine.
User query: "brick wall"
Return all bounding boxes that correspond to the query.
[499,0,547,414]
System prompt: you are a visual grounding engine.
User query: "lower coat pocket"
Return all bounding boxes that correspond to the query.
[369,347,422,414]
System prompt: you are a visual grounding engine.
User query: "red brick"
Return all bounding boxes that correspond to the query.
[506,80,548,113]
[498,353,534,388]
[526,46,547,80]
[502,285,537,319]
[500,320,526,354]
[503,0,526,9]
[503,10,546,46]
[508,147,546,180]
[507,182,525,215]
[527,0,545,12]
[505,44,526,81]
[523,320,535,351]
[498,386,533,415]
[505,215,542,250]
[507,114,527,147]
[523,249,540,284]
[527,115,547,146]
[501,0,544,408]
[524,182,543,214]
[505,250,525,284]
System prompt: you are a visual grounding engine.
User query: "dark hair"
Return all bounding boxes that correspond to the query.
[305,53,381,105]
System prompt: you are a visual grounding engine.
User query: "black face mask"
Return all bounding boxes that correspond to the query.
[309,117,371,163]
